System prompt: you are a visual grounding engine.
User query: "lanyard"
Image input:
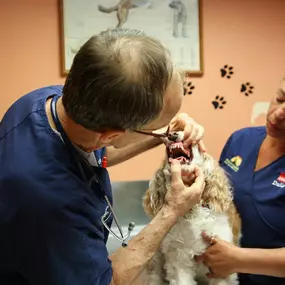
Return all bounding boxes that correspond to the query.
[50,95,107,196]
[49,95,134,246]
[50,96,92,181]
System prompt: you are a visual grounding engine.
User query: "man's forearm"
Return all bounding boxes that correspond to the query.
[106,137,162,167]
[109,208,177,285]
[236,247,285,277]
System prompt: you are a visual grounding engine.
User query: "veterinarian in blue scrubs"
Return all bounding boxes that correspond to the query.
[200,78,285,285]
[0,28,206,285]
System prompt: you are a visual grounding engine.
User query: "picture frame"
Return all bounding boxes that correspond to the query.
[59,0,203,77]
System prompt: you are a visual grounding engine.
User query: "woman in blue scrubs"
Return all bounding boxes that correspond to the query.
[199,78,285,285]
[0,28,206,285]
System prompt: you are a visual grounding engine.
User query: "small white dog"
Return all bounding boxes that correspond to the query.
[142,131,241,285]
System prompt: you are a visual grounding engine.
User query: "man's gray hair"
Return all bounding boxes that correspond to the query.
[62,28,173,132]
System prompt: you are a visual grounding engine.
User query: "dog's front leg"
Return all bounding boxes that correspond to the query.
[172,268,198,285]
[164,255,197,285]
[209,273,239,285]
[164,266,197,285]
[146,251,166,285]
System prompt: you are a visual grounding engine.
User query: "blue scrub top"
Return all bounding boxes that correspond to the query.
[0,86,113,285]
[220,126,285,285]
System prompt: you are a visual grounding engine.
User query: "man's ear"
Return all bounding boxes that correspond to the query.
[98,130,126,145]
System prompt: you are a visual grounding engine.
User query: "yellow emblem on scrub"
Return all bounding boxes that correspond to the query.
[230,155,242,167]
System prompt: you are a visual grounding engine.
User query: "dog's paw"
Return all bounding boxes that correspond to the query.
[212,96,227,110]
[240,82,254,96]
[184,81,195,96]
[220,65,234,79]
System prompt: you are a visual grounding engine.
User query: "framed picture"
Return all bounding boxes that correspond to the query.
[59,0,203,76]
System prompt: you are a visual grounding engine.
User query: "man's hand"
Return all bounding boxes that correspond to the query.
[163,159,205,218]
[195,232,241,279]
[110,161,203,285]
[169,113,206,151]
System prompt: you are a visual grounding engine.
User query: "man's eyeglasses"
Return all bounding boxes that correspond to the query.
[134,125,180,142]
[134,125,171,139]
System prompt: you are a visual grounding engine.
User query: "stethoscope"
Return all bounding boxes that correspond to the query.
[50,95,135,247]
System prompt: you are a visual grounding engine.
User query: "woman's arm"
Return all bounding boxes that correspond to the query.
[236,247,285,278]
[197,233,285,278]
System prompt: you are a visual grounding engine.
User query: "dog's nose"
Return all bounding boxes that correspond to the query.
[168,132,179,142]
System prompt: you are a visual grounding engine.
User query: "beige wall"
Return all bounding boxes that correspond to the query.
[1,0,285,181]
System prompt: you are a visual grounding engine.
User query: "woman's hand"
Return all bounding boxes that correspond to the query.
[169,113,206,152]
[163,159,205,218]
[195,232,242,278]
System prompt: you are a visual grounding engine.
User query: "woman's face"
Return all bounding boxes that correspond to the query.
[266,78,285,140]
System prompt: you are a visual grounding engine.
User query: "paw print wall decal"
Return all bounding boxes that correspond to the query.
[212,95,227,110]
[220,65,234,79]
[240,82,254,96]
[183,81,195,96]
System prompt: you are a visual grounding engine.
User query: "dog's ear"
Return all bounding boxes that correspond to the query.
[201,153,215,177]
[142,164,170,218]
[142,187,152,217]
[202,155,233,213]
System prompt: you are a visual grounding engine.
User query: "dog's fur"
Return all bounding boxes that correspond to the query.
[142,145,241,285]
[169,0,188,38]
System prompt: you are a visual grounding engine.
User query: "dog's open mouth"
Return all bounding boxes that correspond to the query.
[167,142,192,164]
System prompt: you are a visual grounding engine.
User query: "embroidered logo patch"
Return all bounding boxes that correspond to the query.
[224,155,242,172]
[277,173,285,183]
[272,173,285,188]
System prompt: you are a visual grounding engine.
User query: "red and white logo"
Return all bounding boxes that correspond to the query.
[277,173,285,183]
[272,173,285,188]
